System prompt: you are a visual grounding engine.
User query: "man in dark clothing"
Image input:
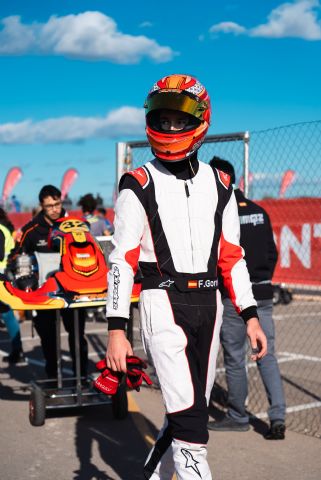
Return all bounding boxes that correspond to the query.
[10,185,88,378]
[208,158,286,440]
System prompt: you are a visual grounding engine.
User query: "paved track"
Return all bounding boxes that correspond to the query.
[0,301,320,479]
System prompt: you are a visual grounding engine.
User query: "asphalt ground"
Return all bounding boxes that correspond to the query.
[212,297,321,438]
[0,299,320,479]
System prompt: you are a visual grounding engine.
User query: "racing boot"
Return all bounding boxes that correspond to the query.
[172,438,212,479]
[144,444,175,480]
[143,420,175,479]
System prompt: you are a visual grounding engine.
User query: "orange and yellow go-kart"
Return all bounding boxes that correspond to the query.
[0,217,141,311]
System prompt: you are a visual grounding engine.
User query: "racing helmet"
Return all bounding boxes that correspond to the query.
[144,74,211,161]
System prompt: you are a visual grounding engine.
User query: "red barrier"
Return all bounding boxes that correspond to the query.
[9,212,32,230]
[259,198,321,286]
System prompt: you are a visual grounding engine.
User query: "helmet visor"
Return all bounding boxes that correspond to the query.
[145,91,208,121]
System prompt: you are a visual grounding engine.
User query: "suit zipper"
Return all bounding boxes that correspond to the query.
[184,180,194,270]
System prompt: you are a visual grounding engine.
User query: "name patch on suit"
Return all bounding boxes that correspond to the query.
[239,213,264,226]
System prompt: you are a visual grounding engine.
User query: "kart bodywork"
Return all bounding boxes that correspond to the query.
[0,217,140,311]
[0,217,139,426]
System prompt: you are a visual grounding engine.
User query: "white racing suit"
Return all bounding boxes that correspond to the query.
[107,158,257,479]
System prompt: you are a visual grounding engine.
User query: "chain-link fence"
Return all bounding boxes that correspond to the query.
[115,120,321,437]
[242,121,321,438]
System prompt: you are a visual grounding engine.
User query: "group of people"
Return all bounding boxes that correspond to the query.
[1,73,286,479]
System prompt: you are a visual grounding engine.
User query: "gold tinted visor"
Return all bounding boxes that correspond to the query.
[145,92,208,121]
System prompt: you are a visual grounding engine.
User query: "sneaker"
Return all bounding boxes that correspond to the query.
[2,349,26,365]
[264,420,286,440]
[208,415,250,432]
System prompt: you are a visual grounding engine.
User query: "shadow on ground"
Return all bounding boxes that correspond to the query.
[72,406,158,479]
[208,381,269,438]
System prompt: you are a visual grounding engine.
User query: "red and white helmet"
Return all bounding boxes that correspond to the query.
[144,74,211,162]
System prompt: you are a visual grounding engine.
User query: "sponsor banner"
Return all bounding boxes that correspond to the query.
[279,169,296,198]
[60,168,78,200]
[2,167,23,202]
[258,198,321,286]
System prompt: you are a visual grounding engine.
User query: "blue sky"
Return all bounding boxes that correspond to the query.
[0,0,320,207]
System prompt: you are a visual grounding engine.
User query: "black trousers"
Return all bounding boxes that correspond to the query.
[33,309,88,378]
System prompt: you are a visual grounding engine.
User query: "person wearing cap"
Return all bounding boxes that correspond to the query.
[105,74,267,479]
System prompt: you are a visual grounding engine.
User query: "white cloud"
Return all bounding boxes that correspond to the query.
[139,21,153,28]
[209,0,321,40]
[210,21,246,35]
[0,107,145,144]
[0,11,176,63]
[251,0,321,39]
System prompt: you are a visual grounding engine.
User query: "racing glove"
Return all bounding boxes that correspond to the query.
[126,355,153,391]
[93,355,152,395]
[93,360,121,395]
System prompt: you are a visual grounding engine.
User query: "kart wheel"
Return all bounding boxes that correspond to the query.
[273,286,281,305]
[112,382,128,420]
[29,387,46,427]
[281,289,293,305]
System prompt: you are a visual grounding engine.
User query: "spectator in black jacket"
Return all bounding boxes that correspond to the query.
[208,158,286,440]
[9,185,88,379]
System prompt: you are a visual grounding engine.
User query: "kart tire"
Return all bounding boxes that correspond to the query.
[273,286,281,306]
[282,289,293,305]
[29,387,46,427]
[112,382,128,420]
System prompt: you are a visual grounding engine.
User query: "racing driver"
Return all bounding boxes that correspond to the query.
[105,74,267,479]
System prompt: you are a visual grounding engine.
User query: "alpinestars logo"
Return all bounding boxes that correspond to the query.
[158,279,174,288]
[113,266,120,310]
[181,449,202,478]
[37,239,48,247]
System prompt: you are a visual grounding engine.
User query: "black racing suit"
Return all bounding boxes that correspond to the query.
[10,210,88,378]
[107,155,258,479]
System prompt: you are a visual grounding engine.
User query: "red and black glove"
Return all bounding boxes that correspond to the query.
[93,359,122,395]
[126,355,153,391]
[93,355,152,395]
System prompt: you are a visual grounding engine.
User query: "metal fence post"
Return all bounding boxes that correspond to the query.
[243,130,250,198]
[116,142,133,193]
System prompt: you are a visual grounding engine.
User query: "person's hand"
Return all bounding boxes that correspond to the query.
[246,317,267,361]
[106,330,133,373]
